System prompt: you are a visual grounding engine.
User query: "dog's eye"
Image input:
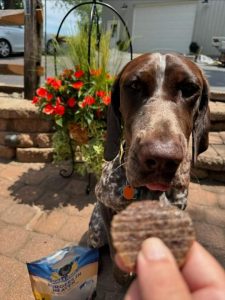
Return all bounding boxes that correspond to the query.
[128,80,142,91]
[179,82,199,98]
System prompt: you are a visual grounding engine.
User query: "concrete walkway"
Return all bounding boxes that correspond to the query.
[0,160,224,299]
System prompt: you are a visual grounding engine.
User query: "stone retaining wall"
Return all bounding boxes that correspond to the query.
[0,97,225,182]
[0,98,54,162]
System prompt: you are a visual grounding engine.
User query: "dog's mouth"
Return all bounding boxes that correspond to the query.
[145,182,171,192]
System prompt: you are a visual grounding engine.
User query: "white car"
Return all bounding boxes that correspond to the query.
[0,25,55,57]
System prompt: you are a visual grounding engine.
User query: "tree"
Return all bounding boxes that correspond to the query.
[1,0,23,9]
[53,0,102,23]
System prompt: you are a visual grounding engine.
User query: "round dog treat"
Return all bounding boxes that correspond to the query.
[111,201,195,270]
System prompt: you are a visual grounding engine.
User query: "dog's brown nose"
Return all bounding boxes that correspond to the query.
[137,138,184,174]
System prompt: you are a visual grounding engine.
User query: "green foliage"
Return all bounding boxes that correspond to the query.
[52,125,105,178]
[52,129,72,162]
[54,0,102,24]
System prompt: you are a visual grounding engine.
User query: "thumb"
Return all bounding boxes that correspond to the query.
[137,238,191,300]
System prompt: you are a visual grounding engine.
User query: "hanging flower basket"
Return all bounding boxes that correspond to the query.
[32,67,114,177]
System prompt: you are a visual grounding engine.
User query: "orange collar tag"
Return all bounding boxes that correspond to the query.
[123,185,136,200]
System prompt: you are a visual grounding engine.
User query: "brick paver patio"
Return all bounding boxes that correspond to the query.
[0,160,224,299]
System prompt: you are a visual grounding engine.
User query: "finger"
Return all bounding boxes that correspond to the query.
[137,238,191,300]
[124,279,141,300]
[182,241,225,292]
[115,254,134,274]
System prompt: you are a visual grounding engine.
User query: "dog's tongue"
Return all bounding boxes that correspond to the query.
[145,183,170,192]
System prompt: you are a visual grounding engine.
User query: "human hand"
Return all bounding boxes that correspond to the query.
[115,238,225,300]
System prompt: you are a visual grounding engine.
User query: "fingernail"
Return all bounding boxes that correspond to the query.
[141,238,170,261]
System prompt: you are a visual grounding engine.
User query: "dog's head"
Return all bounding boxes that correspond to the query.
[105,53,210,191]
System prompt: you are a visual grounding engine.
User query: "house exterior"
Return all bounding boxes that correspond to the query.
[102,0,225,56]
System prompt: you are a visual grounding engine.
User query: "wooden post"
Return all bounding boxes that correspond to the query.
[24,0,43,99]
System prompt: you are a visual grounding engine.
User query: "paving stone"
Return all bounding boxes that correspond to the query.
[64,179,90,196]
[32,209,68,235]
[57,216,89,242]
[196,145,224,171]
[219,131,225,144]
[0,145,16,159]
[217,193,225,209]
[0,163,30,181]
[19,168,49,185]
[187,203,206,222]
[0,255,27,296]
[2,271,34,300]
[193,221,225,252]
[212,144,225,161]
[0,203,37,226]
[0,225,30,256]
[202,245,225,268]
[200,182,225,194]
[0,197,14,214]
[188,186,218,206]
[11,185,45,205]
[16,147,53,163]
[35,190,71,210]
[204,207,225,228]
[0,178,16,199]
[61,202,94,218]
[16,232,67,263]
[209,132,223,145]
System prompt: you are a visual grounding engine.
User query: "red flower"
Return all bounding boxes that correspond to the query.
[90,69,101,76]
[56,97,61,105]
[102,95,111,105]
[96,90,105,98]
[46,92,53,101]
[32,96,39,104]
[72,81,84,89]
[54,104,65,116]
[36,87,48,98]
[46,77,62,90]
[81,95,95,108]
[43,104,55,115]
[46,77,55,85]
[67,98,76,108]
[53,79,62,90]
[84,95,95,106]
[74,70,84,78]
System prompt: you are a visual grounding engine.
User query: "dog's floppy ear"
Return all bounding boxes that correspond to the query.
[192,73,210,164]
[104,72,122,161]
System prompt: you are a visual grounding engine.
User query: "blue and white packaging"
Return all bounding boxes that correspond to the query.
[27,246,99,300]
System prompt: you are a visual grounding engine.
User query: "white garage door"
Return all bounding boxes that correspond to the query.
[132,1,197,54]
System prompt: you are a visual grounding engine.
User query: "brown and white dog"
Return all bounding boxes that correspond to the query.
[88,52,210,283]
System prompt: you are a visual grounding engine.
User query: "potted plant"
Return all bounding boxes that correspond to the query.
[32,27,119,177]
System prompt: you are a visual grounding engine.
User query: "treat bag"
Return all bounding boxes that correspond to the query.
[27,246,99,300]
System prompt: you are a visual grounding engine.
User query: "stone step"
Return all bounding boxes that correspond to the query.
[0,132,53,148]
[210,101,225,131]
[192,132,225,182]
[16,148,54,163]
[210,88,225,103]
